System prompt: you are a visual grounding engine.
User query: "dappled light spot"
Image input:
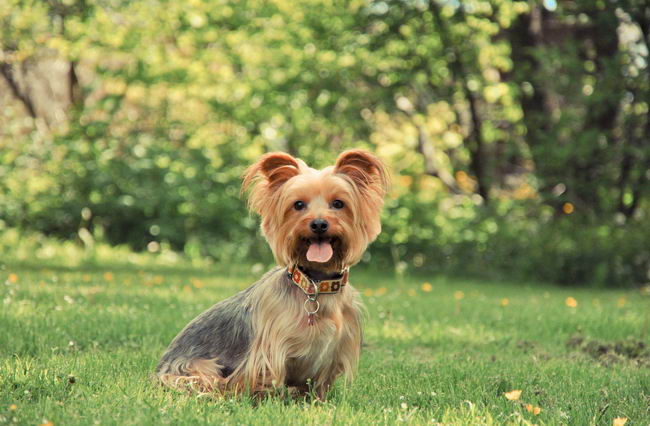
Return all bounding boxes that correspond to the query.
[380,322,418,341]
[565,297,577,308]
[562,202,574,214]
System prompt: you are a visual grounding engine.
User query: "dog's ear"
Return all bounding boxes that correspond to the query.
[245,152,300,190]
[242,152,300,214]
[334,150,389,196]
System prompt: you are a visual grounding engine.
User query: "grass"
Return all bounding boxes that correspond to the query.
[1,262,649,425]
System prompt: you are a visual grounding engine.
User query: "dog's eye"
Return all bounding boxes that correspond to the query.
[331,199,345,209]
[293,201,306,211]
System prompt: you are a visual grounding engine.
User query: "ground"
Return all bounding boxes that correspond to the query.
[1,264,649,425]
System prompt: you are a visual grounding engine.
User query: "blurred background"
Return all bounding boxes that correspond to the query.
[0,0,648,287]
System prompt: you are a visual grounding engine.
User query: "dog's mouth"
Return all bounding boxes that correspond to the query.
[298,236,342,264]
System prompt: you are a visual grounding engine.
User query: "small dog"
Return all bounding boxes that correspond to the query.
[156,150,388,398]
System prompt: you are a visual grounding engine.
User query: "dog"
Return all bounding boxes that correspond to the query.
[156,150,389,398]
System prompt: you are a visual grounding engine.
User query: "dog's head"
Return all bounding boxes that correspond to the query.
[242,150,389,273]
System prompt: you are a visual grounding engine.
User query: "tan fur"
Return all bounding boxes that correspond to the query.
[159,150,388,399]
[159,269,363,398]
[231,269,363,397]
[242,150,390,273]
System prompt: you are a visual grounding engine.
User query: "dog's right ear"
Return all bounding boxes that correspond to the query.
[242,152,300,214]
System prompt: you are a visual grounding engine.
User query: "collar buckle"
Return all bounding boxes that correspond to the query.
[288,264,349,326]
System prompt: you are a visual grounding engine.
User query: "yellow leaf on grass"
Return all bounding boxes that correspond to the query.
[613,418,627,426]
[9,404,17,411]
[504,390,522,400]
[7,273,18,284]
[421,282,433,292]
[103,272,114,282]
[454,291,464,300]
[525,404,541,415]
[500,298,509,306]
[565,297,578,308]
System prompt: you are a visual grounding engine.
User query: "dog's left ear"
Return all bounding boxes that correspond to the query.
[334,150,389,196]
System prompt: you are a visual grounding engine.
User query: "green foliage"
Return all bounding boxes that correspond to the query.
[1,0,649,286]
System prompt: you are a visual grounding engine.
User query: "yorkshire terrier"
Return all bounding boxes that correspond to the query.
[156,150,389,398]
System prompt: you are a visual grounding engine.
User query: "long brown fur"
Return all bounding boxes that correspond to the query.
[157,150,389,399]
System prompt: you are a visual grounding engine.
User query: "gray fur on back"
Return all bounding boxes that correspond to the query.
[156,267,282,377]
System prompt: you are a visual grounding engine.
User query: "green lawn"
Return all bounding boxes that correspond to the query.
[1,264,648,425]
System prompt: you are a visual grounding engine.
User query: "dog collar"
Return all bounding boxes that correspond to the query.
[286,264,349,295]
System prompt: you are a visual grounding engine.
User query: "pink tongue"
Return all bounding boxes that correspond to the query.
[306,241,333,263]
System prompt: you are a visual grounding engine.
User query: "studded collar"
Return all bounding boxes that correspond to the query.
[286,264,349,295]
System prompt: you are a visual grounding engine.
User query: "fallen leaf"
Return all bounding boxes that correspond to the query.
[504,390,522,401]
[613,418,627,426]
[421,282,433,292]
[525,404,542,415]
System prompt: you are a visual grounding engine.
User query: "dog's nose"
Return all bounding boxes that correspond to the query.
[309,219,329,234]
